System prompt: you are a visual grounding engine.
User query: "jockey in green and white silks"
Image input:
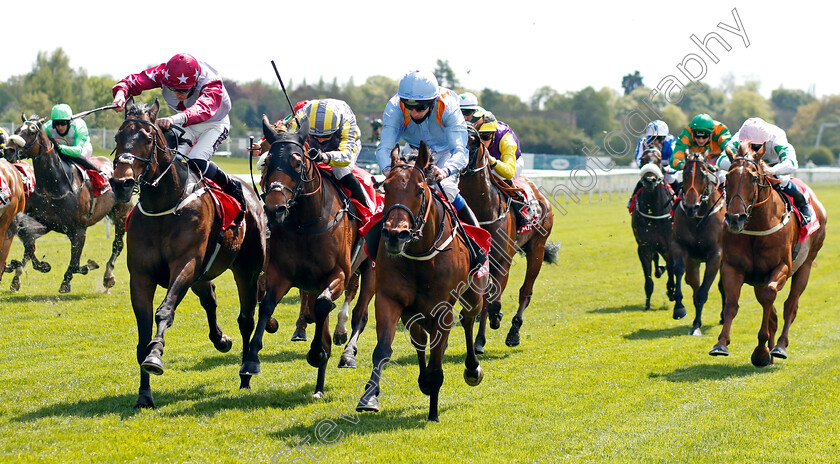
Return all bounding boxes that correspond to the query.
[45,104,101,173]
[718,117,814,225]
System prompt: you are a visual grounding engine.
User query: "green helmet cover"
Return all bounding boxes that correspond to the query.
[689,113,714,132]
[51,103,73,121]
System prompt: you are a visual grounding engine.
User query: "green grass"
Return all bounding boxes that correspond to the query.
[1,184,838,463]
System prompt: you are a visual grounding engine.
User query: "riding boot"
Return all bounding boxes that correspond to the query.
[201,159,246,224]
[457,204,488,269]
[339,174,371,210]
[510,199,530,228]
[780,180,814,225]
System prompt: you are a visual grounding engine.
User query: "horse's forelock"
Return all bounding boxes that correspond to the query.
[126,102,151,118]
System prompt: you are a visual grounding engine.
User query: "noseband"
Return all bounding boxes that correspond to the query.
[114,118,175,187]
[382,163,432,243]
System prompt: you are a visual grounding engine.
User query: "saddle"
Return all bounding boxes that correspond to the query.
[491,176,540,233]
[777,178,820,243]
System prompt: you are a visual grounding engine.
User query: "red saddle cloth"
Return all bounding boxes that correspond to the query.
[13,162,36,196]
[627,183,675,217]
[86,158,113,197]
[784,178,821,243]
[0,174,9,204]
[318,164,384,232]
[204,179,243,230]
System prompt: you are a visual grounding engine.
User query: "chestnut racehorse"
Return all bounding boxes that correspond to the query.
[671,152,726,335]
[0,158,26,282]
[460,127,558,353]
[631,148,676,310]
[241,118,374,398]
[3,115,130,293]
[355,143,486,422]
[710,143,827,366]
[110,97,266,408]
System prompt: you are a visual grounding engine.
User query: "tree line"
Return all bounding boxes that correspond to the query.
[2,50,838,165]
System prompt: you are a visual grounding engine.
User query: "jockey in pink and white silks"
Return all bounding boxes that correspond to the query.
[717,117,814,225]
[110,53,245,212]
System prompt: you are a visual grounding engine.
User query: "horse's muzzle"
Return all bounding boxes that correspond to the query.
[682,202,700,218]
[724,212,748,233]
[264,204,288,226]
[110,178,135,203]
[642,176,661,191]
[381,227,410,255]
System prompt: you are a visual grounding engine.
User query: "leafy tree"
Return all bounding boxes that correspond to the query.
[433,59,459,89]
[806,146,834,165]
[771,88,816,130]
[571,86,613,139]
[661,104,688,135]
[621,71,643,96]
[480,89,528,117]
[530,86,558,110]
[723,89,774,130]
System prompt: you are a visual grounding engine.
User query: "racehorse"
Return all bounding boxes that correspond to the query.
[630,148,676,311]
[0,158,26,283]
[459,127,558,353]
[671,152,726,335]
[110,96,266,408]
[241,117,374,398]
[710,143,827,366]
[355,143,486,422]
[3,115,130,293]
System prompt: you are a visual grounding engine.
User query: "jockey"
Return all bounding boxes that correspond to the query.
[670,113,732,171]
[627,120,679,208]
[475,110,532,227]
[719,117,814,225]
[375,69,485,264]
[45,103,102,174]
[110,53,245,213]
[458,92,484,126]
[285,98,372,210]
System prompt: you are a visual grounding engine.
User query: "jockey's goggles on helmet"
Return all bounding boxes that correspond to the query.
[461,109,476,117]
[53,120,69,127]
[401,98,433,111]
[750,143,763,151]
[649,135,665,143]
[479,132,493,141]
[694,131,711,139]
[168,86,193,94]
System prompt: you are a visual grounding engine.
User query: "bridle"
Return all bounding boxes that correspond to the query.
[683,155,720,207]
[263,137,321,211]
[16,120,55,161]
[725,156,773,217]
[381,163,432,243]
[463,127,488,174]
[114,117,177,188]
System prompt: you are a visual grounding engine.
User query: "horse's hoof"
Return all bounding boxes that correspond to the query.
[356,396,380,412]
[505,329,521,347]
[240,361,260,376]
[307,349,328,368]
[673,305,687,320]
[103,276,116,289]
[334,332,348,346]
[474,341,485,355]
[751,350,773,368]
[489,313,502,330]
[655,265,666,278]
[59,283,71,294]
[34,262,50,273]
[134,393,156,409]
[770,345,788,359]
[141,356,164,376]
[709,344,729,357]
[10,278,20,293]
[464,365,484,386]
[290,328,307,342]
[265,317,279,334]
[214,335,233,353]
[86,259,99,271]
[689,327,702,337]
[239,374,252,389]
[338,356,357,369]
[312,391,325,400]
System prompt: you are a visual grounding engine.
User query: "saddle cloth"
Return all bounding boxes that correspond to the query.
[86,158,113,197]
[317,164,384,231]
[782,178,821,243]
[13,162,36,196]
[0,173,9,205]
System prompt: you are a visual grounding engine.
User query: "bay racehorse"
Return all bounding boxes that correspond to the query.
[671,152,726,335]
[356,143,486,422]
[241,117,374,398]
[0,158,26,282]
[460,127,558,353]
[710,143,827,366]
[110,97,266,408]
[3,115,130,293]
[630,148,676,311]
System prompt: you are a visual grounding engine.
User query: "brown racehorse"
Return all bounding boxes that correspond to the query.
[631,148,676,310]
[355,143,486,422]
[671,152,726,335]
[110,97,267,408]
[710,143,827,366]
[0,158,26,282]
[459,127,558,353]
[3,115,130,293]
[240,118,374,398]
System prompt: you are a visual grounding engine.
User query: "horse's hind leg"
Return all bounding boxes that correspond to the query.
[241,277,292,382]
[638,247,655,310]
[339,264,374,368]
[334,272,359,346]
[59,228,89,293]
[131,275,157,408]
[461,287,485,386]
[291,291,313,342]
[103,205,128,289]
[772,262,814,360]
[309,280,343,399]
[506,239,546,347]
[191,280,233,353]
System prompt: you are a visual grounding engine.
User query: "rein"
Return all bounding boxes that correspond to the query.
[726,156,790,235]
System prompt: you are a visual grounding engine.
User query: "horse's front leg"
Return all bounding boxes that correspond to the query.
[751,263,789,367]
[240,272,292,386]
[130,274,157,408]
[334,271,360,346]
[308,271,346,399]
[60,228,89,293]
[339,264,374,368]
[637,246,655,310]
[710,262,745,357]
[671,244,688,322]
[357,293,402,413]
[690,250,722,336]
[140,261,198,375]
[103,204,129,289]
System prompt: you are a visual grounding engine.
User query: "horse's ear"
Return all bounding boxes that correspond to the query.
[149,98,160,122]
[262,116,280,145]
[20,112,26,123]
[754,142,766,161]
[296,117,310,146]
[389,145,401,168]
[416,141,430,170]
[125,95,135,118]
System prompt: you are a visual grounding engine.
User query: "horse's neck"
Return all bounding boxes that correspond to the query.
[290,165,331,227]
[640,185,671,211]
[138,152,188,211]
[461,164,500,215]
[405,193,446,255]
[749,187,787,228]
[32,147,75,191]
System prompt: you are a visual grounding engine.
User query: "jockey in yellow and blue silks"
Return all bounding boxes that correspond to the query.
[375,70,481,228]
[45,104,102,174]
[285,98,371,209]
[718,117,814,225]
[670,113,732,170]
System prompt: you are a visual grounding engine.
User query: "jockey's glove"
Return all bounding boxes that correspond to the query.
[308,148,331,165]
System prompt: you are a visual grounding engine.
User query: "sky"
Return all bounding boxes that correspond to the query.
[3,0,837,104]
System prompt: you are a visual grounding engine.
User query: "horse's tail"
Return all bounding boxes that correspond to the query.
[543,240,560,264]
